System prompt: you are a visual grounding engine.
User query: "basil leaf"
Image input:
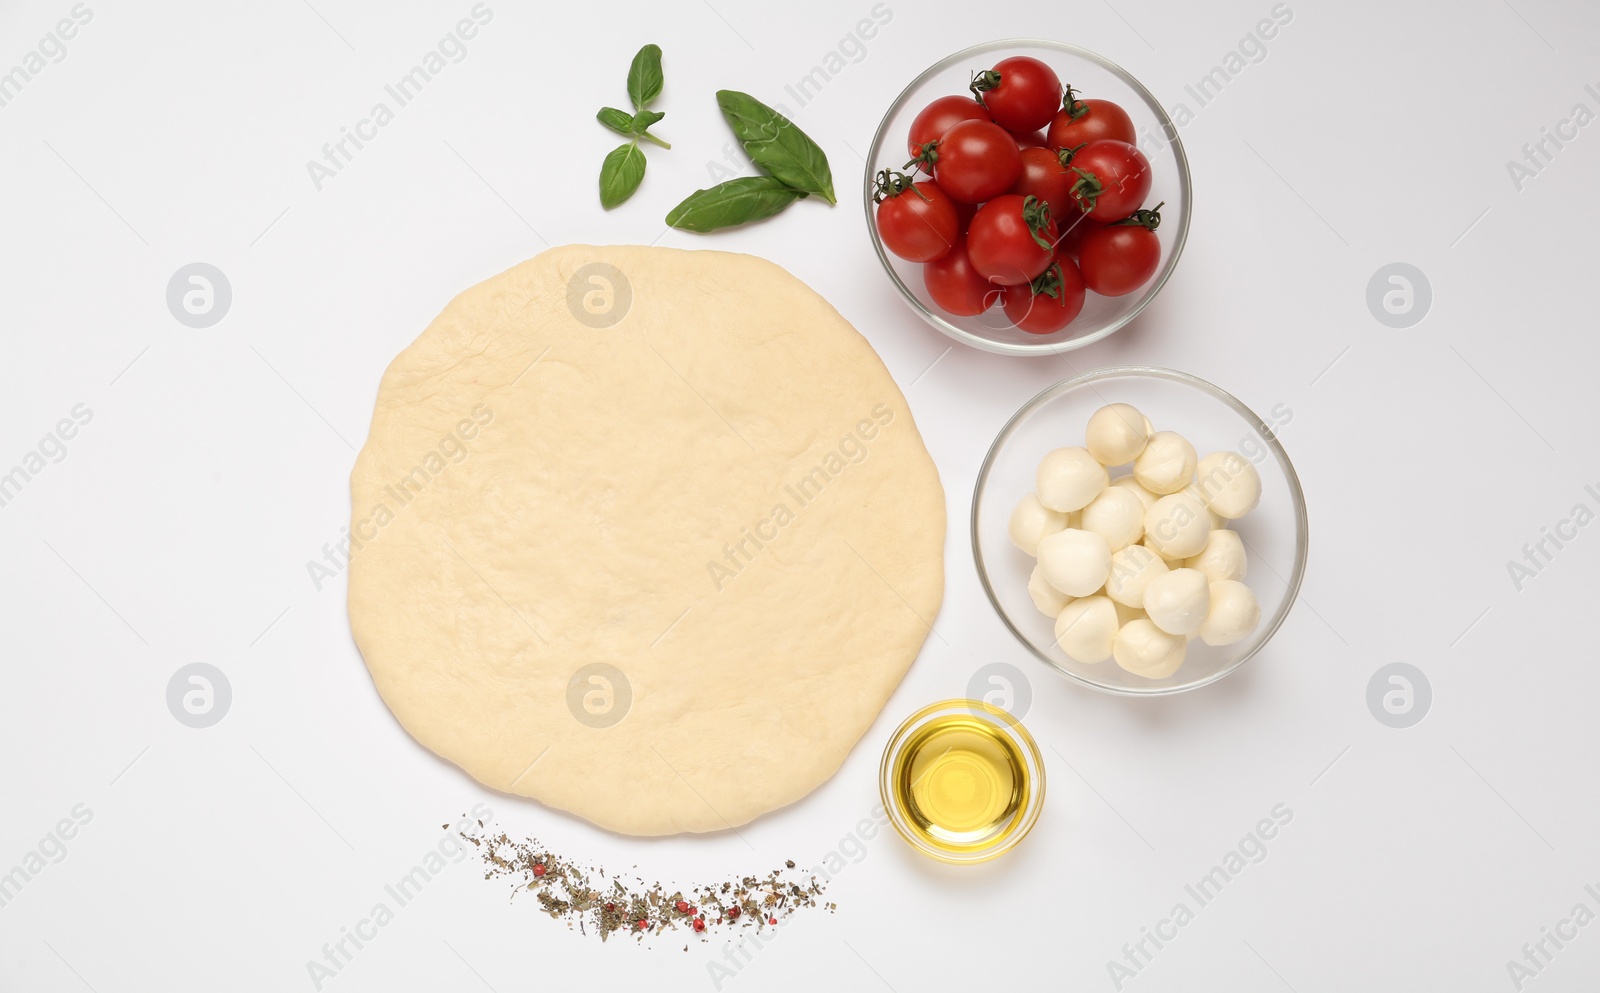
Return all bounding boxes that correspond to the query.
[665,176,806,232]
[715,90,835,204]
[600,142,646,210]
[627,44,664,110]
[597,107,636,137]
[632,109,665,132]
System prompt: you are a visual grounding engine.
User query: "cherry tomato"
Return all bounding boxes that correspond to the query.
[1056,213,1106,261]
[1001,257,1086,334]
[1078,203,1162,296]
[916,119,1022,203]
[1009,146,1074,220]
[1015,130,1048,149]
[907,95,990,175]
[1047,89,1137,148]
[924,237,999,316]
[966,194,1058,286]
[872,169,960,262]
[971,56,1062,134]
[1067,139,1153,222]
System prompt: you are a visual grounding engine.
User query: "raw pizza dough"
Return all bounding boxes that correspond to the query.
[348,245,945,836]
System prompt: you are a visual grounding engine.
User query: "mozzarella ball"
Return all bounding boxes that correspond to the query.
[1027,563,1072,617]
[1142,568,1211,636]
[1199,580,1261,646]
[1104,544,1168,608]
[1193,451,1262,519]
[1113,619,1188,679]
[1036,528,1113,597]
[1132,431,1197,495]
[1143,492,1212,559]
[1009,492,1068,555]
[1079,487,1146,551]
[1036,447,1108,512]
[1054,595,1118,664]
[1132,434,1196,495]
[1185,529,1247,583]
[1085,403,1153,466]
[1108,474,1158,513]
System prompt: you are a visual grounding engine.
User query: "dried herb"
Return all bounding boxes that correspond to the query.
[460,820,833,945]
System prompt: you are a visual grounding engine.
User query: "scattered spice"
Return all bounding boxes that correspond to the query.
[460,820,832,945]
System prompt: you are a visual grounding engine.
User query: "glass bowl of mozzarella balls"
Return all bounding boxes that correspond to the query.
[973,367,1309,695]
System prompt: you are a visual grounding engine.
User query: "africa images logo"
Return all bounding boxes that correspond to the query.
[705,403,896,592]
[304,4,494,191]
[306,404,494,592]
[0,4,94,110]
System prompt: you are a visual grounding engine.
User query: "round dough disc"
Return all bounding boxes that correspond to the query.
[348,246,945,836]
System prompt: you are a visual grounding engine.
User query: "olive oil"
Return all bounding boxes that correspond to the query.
[891,713,1031,853]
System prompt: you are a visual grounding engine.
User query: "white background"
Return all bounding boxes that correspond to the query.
[3,0,1599,990]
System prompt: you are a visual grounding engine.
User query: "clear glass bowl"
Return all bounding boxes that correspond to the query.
[863,39,1192,356]
[879,699,1046,864]
[973,368,1309,695]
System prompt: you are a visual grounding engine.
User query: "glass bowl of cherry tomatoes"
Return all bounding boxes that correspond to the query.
[864,40,1191,355]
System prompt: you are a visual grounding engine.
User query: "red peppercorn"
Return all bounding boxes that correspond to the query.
[637,919,648,929]
[728,906,740,919]
[693,918,706,932]
[675,900,690,913]
[604,902,615,912]
[768,917,777,925]
[532,864,546,877]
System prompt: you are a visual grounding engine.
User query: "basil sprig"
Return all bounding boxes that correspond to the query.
[666,90,835,233]
[665,176,807,232]
[597,107,670,149]
[599,143,647,210]
[627,44,664,110]
[714,91,835,204]
[597,44,669,210]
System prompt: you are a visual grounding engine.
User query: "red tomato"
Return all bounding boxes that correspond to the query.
[966,194,1058,286]
[972,56,1062,134]
[1015,130,1048,149]
[1047,89,1137,148]
[1078,203,1162,295]
[918,119,1022,203]
[1056,213,1106,261]
[1001,257,1087,334]
[1009,146,1074,220]
[907,95,991,174]
[1067,139,1153,222]
[872,169,959,263]
[924,238,999,316]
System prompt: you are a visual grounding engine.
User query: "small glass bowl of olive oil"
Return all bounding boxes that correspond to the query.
[879,699,1045,864]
